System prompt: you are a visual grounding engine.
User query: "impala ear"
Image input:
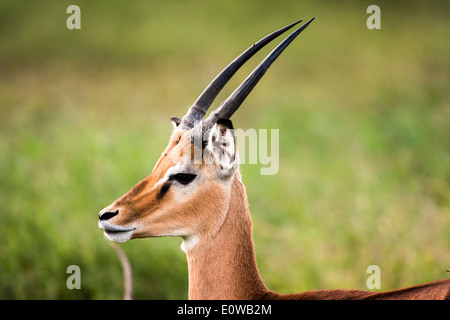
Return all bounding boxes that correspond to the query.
[171,117,181,128]
[206,119,237,179]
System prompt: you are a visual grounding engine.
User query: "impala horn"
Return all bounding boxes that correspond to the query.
[179,18,314,131]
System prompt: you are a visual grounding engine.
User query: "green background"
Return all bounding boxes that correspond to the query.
[0,0,449,299]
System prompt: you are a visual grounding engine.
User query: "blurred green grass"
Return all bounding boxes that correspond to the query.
[0,0,449,299]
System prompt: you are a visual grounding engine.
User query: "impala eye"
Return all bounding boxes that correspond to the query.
[169,173,197,185]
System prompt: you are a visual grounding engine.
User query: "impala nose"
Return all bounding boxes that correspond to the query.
[99,209,119,221]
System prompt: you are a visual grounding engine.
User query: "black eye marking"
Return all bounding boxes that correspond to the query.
[169,173,197,185]
[158,182,171,199]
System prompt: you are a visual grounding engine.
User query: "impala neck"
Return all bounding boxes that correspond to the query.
[185,171,270,300]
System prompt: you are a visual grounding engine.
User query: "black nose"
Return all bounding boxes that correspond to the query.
[99,209,119,221]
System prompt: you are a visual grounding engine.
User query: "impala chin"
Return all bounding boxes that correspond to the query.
[98,220,136,243]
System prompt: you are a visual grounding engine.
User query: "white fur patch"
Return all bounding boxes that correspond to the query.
[155,164,182,187]
[206,123,237,179]
[181,235,199,253]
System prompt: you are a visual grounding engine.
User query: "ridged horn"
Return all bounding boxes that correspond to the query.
[203,17,315,129]
[178,19,305,130]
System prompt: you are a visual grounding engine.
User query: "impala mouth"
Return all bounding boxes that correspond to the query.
[98,221,136,243]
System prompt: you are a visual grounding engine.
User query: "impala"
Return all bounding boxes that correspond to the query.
[98,19,450,300]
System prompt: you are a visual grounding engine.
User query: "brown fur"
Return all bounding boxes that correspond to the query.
[186,172,450,300]
[103,129,450,300]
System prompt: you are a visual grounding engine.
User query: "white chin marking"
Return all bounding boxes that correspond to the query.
[180,235,199,253]
[104,230,133,243]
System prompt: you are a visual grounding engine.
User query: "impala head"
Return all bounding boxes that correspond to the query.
[99,119,238,247]
[98,18,314,249]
